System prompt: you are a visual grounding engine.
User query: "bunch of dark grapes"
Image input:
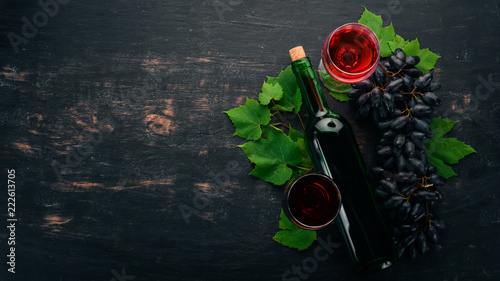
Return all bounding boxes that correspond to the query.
[348,48,446,259]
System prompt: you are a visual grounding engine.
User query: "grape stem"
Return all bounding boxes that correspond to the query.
[286,164,314,171]
[271,122,290,128]
[378,62,392,82]
[297,112,305,131]
[271,99,287,127]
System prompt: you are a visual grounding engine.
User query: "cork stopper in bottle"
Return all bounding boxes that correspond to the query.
[289,46,306,61]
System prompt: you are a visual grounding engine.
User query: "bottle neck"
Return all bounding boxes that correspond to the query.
[291,57,330,117]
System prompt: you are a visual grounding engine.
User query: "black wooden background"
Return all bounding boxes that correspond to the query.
[0,0,499,280]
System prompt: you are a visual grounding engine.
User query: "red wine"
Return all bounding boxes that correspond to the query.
[284,173,341,230]
[290,46,396,274]
[321,23,379,83]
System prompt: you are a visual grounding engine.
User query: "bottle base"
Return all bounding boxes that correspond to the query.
[354,257,395,275]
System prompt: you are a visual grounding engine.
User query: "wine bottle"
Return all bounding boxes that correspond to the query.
[289,46,396,274]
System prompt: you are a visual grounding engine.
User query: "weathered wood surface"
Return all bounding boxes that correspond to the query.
[0,0,499,280]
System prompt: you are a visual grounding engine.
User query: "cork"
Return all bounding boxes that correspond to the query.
[289,46,306,61]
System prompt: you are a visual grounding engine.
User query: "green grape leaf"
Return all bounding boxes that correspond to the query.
[271,66,302,113]
[294,137,314,171]
[416,48,441,73]
[402,39,441,73]
[427,155,457,178]
[388,35,408,53]
[224,98,271,141]
[288,127,303,142]
[238,127,302,185]
[429,117,458,139]
[259,82,283,105]
[288,127,314,171]
[402,39,421,56]
[329,92,349,102]
[358,7,396,57]
[426,117,476,178]
[273,209,317,251]
[266,76,279,85]
[293,87,303,113]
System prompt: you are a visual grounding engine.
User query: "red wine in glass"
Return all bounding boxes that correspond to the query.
[283,173,341,230]
[319,23,380,84]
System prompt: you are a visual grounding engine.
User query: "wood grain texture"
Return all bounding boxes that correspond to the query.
[0,0,499,280]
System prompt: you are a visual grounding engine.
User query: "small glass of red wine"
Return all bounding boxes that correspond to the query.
[318,23,380,89]
[282,173,341,230]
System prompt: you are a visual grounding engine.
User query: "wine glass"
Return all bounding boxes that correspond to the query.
[282,173,341,230]
[318,23,380,91]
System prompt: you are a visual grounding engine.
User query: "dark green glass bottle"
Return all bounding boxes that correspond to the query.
[289,46,396,274]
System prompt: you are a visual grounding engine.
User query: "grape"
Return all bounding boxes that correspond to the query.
[412,117,432,135]
[381,59,392,71]
[402,233,417,248]
[371,88,382,107]
[394,134,406,148]
[374,67,387,85]
[382,93,395,112]
[422,92,441,106]
[352,79,373,90]
[375,189,390,200]
[355,103,371,120]
[412,209,426,223]
[394,48,406,61]
[383,195,403,209]
[397,201,412,222]
[380,179,398,194]
[403,140,415,157]
[395,171,417,183]
[405,56,420,68]
[433,220,446,229]
[416,190,440,202]
[414,73,433,89]
[408,157,425,174]
[347,88,364,100]
[389,55,404,70]
[380,138,393,146]
[358,91,372,106]
[425,225,439,243]
[426,164,437,174]
[400,224,418,233]
[416,233,430,254]
[409,131,426,143]
[383,157,395,170]
[377,146,393,159]
[429,173,446,186]
[411,104,433,117]
[370,166,386,177]
[378,120,393,131]
[428,82,441,92]
[391,116,410,131]
[407,67,424,78]
[386,78,404,92]
[402,75,414,92]
[400,183,416,196]
[392,92,404,104]
[396,155,407,171]
[382,130,398,139]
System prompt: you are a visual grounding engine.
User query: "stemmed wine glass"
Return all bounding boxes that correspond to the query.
[318,23,380,90]
[282,173,341,230]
